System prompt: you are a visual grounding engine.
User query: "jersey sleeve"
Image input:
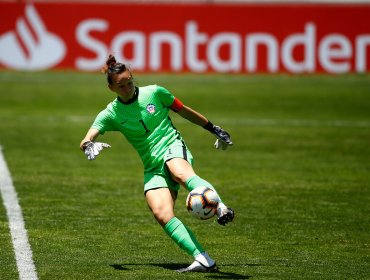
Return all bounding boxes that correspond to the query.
[91,109,116,134]
[156,85,175,107]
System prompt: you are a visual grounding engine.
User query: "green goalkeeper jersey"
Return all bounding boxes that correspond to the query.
[91,85,183,171]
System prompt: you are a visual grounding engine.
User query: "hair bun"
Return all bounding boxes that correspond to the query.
[101,54,116,74]
[107,55,116,67]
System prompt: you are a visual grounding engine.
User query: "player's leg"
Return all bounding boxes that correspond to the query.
[145,187,176,227]
[165,157,219,194]
[145,187,217,272]
[166,158,235,226]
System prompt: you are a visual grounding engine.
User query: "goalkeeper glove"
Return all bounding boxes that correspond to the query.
[204,122,233,150]
[82,141,111,160]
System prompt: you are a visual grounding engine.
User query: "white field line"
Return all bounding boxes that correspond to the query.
[11,115,370,128]
[0,146,38,280]
[67,116,370,128]
[218,118,370,128]
[65,116,370,128]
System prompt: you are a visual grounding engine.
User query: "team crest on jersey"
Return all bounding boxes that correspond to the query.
[146,104,156,114]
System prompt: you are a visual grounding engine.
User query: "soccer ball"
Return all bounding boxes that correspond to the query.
[186,186,219,220]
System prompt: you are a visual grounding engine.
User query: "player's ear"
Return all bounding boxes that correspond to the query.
[108,84,114,92]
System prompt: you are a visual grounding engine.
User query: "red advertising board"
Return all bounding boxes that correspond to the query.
[0,2,369,73]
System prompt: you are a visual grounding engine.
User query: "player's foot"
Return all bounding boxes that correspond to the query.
[176,261,218,273]
[217,203,235,225]
[177,251,218,273]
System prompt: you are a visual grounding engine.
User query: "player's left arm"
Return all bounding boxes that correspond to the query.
[171,98,233,150]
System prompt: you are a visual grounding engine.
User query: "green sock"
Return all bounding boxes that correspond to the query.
[163,217,204,257]
[185,175,223,203]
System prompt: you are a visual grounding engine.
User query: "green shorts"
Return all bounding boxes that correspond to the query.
[144,141,193,194]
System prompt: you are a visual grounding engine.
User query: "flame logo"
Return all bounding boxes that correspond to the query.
[0,4,66,70]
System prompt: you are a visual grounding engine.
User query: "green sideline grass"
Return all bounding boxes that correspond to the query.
[0,71,369,279]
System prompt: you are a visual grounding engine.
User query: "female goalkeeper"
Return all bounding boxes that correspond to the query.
[80,55,234,273]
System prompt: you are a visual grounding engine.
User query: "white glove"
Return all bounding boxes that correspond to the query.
[214,139,230,150]
[213,126,233,150]
[82,141,111,160]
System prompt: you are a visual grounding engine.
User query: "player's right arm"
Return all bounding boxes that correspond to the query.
[80,128,111,160]
[79,128,100,151]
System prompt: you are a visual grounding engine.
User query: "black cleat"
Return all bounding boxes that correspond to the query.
[217,207,235,226]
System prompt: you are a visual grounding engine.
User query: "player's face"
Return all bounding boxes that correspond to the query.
[108,70,135,99]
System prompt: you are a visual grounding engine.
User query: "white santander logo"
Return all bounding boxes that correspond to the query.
[0,5,66,70]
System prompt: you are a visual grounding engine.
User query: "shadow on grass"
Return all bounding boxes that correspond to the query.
[110,263,254,279]
[109,264,130,271]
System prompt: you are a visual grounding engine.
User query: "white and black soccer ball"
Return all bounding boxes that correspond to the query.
[186,186,219,220]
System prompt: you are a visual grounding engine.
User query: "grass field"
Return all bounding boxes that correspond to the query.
[0,71,369,279]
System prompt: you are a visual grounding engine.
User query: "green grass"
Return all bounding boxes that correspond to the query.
[0,71,369,279]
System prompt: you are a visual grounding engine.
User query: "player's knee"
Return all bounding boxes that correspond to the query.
[166,159,195,185]
[172,170,197,186]
[151,207,174,226]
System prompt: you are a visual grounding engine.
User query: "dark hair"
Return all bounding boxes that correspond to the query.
[101,55,128,85]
